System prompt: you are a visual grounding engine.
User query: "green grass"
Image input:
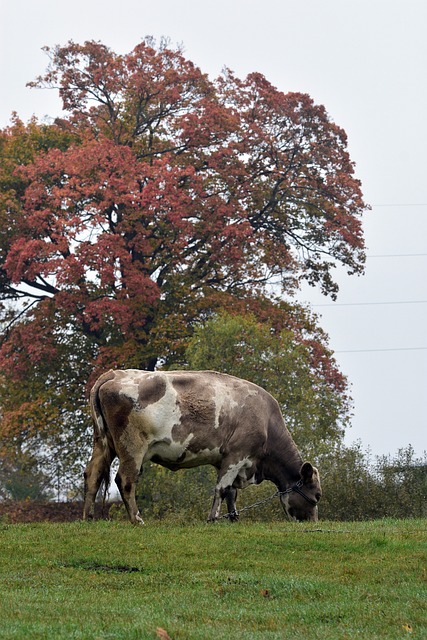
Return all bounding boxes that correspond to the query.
[0,519,425,639]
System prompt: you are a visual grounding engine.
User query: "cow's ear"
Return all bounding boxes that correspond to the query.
[300,462,314,482]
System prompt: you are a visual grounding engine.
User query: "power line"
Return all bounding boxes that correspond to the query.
[372,203,427,207]
[313,300,427,307]
[367,253,427,258]
[335,346,427,354]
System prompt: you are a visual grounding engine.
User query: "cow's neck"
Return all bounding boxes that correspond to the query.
[262,421,303,491]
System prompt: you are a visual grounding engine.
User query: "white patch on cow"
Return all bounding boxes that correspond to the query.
[217,458,253,490]
[118,375,140,403]
[214,393,222,430]
[177,445,222,467]
[279,494,296,521]
[94,413,105,437]
[213,502,222,520]
[144,374,181,435]
[213,383,238,429]
[146,432,193,463]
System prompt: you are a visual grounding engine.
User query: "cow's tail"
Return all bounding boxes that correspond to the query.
[89,370,116,510]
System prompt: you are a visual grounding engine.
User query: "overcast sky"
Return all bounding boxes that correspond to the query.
[1,0,426,459]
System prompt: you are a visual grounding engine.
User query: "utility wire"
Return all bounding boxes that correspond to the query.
[367,253,427,258]
[372,203,427,207]
[313,300,427,307]
[335,346,427,354]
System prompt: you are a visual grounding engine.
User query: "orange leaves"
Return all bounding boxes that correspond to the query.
[8,39,368,311]
[0,39,365,468]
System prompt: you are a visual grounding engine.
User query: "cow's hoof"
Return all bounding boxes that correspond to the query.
[135,513,145,525]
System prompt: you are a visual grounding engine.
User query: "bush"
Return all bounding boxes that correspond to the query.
[318,444,427,521]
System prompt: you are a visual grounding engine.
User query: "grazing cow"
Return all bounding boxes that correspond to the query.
[83,370,322,524]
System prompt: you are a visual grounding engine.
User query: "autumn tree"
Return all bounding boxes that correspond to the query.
[0,39,367,487]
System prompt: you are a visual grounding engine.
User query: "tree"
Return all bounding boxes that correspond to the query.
[0,449,53,501]
[0,39,367,488]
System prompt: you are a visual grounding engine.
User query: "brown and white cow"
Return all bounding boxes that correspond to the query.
[83,369,321,524]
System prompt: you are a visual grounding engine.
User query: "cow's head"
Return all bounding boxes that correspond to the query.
[279,462,322,522]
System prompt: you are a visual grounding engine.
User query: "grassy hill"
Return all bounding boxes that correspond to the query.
[0,519,425,639]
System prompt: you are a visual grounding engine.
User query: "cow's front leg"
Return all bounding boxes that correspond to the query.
[224,487,239,521]
[207,460,246,522]
[115,457,144,525]
[207,486,239,522]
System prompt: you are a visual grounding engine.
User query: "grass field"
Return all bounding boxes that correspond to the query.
[0,518,425,639]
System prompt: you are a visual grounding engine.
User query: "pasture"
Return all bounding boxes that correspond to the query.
[0,519,425,639]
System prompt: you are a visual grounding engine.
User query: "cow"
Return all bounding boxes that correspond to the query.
[83,369,322,524]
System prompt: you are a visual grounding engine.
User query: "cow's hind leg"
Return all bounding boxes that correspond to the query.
[115,455,144,525]
[83,439,113,521]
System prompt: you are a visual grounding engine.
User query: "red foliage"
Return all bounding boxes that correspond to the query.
[1,38,367,384]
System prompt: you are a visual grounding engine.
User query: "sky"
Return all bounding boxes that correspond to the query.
[1,0,426,460]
